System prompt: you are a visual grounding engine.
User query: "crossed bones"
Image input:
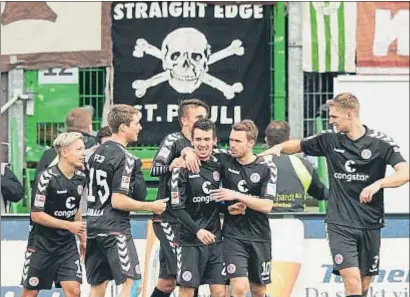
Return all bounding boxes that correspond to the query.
[132,39,245,99]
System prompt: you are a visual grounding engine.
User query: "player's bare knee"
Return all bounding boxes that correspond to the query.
[341,273,361,292]
[231,280,248,297]
[20,289,39,297]
[119,278,134,296]
[179,287,195,297]
[249,284,266,297]
[66,286,81,297]
[90,281,108,297]
[361,276,372,296]
[209,285,226,297]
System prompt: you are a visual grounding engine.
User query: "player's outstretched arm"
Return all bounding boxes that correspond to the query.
[31,211,86,235]
[360,162,410,203]
[236,194,274,214]
[210,188,273,214]
[112,193,167,214]
[258,139,302,157]
[150,133,181,177]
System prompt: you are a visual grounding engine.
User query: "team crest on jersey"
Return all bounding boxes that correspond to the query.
[34,194,46,208]
[361,149,372,160]
[334,254,344,265]
[213,171,220,182]
[182,271,192,281]
[77,185,84,195]
[227,264,236,274]
[171,191,180,205]
[250,173,260,183]
[29,277,39,287]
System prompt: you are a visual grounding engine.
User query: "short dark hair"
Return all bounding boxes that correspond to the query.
[178,98,209,120]
[265,120,290,147]
[107,104,140,133]
[66,107,92,133]
[96,126,112,143]
[192,118,216,139]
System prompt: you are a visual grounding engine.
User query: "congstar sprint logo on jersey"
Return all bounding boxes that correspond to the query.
[333,160,370,182]
[192,182,213,204]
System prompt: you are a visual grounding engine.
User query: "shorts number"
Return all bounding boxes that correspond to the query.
[369,255,379,272]
[261,261,271,277]
[75,259,81,275]
[221,262,226,276]
[88,168,109,204]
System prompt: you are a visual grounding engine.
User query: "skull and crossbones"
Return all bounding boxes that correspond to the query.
[132,27,244,100]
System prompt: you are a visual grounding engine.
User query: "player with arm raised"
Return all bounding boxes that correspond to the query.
[258,93,409,297]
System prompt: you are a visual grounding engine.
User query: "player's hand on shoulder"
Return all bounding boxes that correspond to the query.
[151,198,168,215]
[258,144,282,157]
[67,221,86,236]
[169,157,186,171]
[196,229,216,245]
[184,148,200,173]
[228,202,246,215]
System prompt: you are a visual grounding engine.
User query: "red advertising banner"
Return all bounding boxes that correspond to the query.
[356,2,409,74]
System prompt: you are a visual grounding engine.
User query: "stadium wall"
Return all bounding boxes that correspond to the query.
[1,214,409,297]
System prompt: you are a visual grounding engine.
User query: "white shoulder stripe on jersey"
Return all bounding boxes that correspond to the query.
[170,168,181,191]
[368,130,399,147]
[163,133,181,147]
[37,169,52,193]
[259,159,278,183]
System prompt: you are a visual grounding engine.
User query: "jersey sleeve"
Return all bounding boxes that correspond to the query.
[32,169,53,212]
[170,168,188,210]
[170,168,201,235]
[259,161,278,201]
[212,149,232,168]
[130,158,147,201]
[300,130,333,157]
[150,133,179,177]
[112,153,135,196]
[383,141,406,167]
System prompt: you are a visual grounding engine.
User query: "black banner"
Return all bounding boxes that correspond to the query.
[112,1,271,144]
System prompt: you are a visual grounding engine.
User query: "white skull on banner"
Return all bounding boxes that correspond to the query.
[162,28,210,93]
[132,27,245,100]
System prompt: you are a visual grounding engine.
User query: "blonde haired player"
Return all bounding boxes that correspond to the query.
[20,132,87,297]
